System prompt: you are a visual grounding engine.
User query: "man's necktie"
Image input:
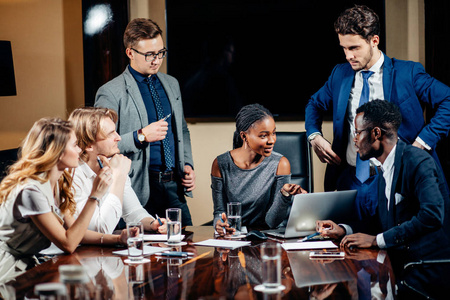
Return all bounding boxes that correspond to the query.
[355,70,374,183]
[147,77,174,170]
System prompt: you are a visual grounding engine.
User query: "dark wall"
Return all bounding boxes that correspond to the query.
[166,0,386,120]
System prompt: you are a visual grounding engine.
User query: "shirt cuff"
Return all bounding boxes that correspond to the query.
[415,136,431,150]
[339,224,353,235]
[376,233,386,248]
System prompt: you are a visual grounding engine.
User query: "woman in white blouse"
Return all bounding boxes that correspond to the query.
[0,118,127,286]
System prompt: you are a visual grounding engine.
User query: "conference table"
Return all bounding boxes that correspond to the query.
[11,226,396,299]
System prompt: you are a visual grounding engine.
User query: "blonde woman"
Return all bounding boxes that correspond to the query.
[0,118,127,285]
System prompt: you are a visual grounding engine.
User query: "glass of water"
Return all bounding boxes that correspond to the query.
[261,242,282,290]
[127,221,144,262]
[166,208,182,245]
[227,202,242,236]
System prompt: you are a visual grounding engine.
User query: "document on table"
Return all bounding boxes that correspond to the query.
[143,234,185,242]
[281,241,338,251]
[112,245,170,256]
[194,239,251,249]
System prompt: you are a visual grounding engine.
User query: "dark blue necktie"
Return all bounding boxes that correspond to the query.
[355,70,374,183]
[147,77,174,170]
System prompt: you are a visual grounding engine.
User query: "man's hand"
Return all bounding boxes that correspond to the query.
[316,220,345,239]
[182,165,196,191]
[340,233,377,249]
[412,140,425,150]
[142,119,168,142]
[310,135,341,165]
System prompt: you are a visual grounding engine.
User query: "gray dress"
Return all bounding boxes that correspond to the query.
[211,151,292,228]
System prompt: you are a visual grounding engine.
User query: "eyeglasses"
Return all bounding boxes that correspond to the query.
[354,127,372,137]
[131,48,167,62]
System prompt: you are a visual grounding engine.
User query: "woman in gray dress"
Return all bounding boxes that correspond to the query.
[211,104,307,235]
[0,118,127,288]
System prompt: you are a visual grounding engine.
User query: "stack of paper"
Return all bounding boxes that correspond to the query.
[112,245,170,256]
[194,239,251,249]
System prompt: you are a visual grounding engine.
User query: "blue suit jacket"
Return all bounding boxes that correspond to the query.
[305,53,450,191]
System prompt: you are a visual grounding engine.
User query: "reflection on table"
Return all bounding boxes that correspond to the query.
[9,226,396,299]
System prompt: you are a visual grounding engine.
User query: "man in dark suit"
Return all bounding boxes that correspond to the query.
[95,18,195,226]
[317,100,450,299]
[305,5,450,220]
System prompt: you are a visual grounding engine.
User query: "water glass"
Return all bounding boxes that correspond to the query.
[261,242,281,289]
[127,222,144,262]
[227,202,242,236]
[166,208,182,245]
[59,265,89,300]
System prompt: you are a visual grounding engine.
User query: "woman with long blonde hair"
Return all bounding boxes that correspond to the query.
[0,117,127,285]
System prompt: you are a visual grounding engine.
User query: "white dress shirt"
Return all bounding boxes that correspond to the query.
[73,161,153,234]
[346,53,385,167]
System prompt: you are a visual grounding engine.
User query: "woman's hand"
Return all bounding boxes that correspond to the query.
[281,183,308,196]
[91,166,113,199]
[151,217,168,234]
[215,212,235,237]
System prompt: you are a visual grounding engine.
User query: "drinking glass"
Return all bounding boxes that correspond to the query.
[166,208,182,245]
[227,202,242,236]
[261,242,282,290]
[127,222,144,262]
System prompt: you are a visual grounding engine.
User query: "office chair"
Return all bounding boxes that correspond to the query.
[0,148,19,181]
[273,131,313,192]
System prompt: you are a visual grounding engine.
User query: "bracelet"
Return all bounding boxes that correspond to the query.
[89,195,100,203]
[280,188,290,197]
[149,219,156,228]
[100,234,105,245]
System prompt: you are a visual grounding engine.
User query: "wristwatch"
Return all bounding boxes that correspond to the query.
[307,132,322,144]
[137,129,146,143]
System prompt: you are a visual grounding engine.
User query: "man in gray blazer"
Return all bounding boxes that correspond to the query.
[95,18,195,226]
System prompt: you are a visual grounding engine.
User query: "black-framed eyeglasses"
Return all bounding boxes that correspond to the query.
[131,48,167,62]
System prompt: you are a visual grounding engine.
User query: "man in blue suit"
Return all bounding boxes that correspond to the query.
[317,100,450,299]
[305,5,450,220]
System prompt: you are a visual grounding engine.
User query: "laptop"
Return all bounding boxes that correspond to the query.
[262,190,357,239]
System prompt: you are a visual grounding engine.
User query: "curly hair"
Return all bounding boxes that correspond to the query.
[233,104,273,149]
[334,5,380,41]
[0,118,77,215]
[356,100,402,138]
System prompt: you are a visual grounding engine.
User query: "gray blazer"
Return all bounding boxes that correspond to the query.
[95,67,194,205]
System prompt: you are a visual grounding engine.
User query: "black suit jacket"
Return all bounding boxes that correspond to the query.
[356,140,450,264]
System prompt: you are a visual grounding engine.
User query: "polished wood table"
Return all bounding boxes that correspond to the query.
[11,226,396,299]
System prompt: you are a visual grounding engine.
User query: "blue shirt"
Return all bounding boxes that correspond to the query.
[128,66,175,172]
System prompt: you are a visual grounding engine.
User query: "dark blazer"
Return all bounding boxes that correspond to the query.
[359,140,450,264]
[305,53,450,191]
[95,67,194,206]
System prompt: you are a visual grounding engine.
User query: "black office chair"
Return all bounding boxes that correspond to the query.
[273,131,313,192]
[0,148,19,181]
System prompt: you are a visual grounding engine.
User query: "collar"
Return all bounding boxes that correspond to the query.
[376,143,397,174]
[77,160,97,180]
[357,51,384,76]
[128,65,157,84]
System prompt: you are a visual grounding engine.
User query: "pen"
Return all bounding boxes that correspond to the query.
[97,156,104,169]
[299,232,320,242]
[155,214,163,226]
[162,113,171,121]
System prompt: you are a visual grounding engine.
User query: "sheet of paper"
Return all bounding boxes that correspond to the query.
[143,234,185,242]
[194,239,251,249]
[112,245,170,256]
[281,241,338,251]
